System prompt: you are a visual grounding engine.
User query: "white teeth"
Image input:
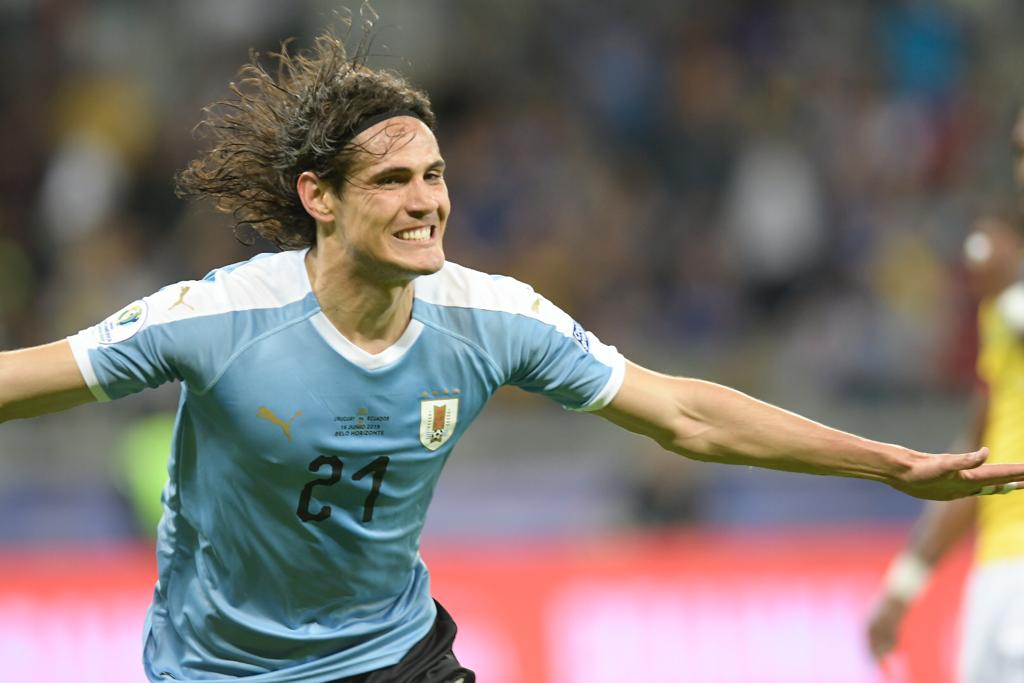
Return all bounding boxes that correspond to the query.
[396,227,431,241]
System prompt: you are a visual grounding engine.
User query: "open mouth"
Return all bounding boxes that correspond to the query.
[394,225,435,242]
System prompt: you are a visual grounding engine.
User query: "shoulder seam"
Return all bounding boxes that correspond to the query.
[416,269,576,338]
[415,316,505,380]
[418,300,564,335]
[191,307,321,396]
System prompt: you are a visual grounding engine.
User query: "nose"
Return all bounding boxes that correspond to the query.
[405,177,440,218]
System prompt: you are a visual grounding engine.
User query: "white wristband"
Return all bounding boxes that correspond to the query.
[883,553,932,603]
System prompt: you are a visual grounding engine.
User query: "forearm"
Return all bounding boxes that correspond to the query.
[659,378,912,481]
[600,364,913,483]
[0,341,96,423]
[876,497,976,609]
[600,361,1024,500]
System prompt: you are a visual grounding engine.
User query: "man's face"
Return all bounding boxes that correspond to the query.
[330,116,449,283]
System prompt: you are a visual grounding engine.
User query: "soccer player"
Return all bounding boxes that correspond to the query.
[3,28,1024,683]
[866,213,1024,682]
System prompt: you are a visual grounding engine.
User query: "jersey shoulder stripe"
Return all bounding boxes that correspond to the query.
[159,248,312,324]
[415,261,574,337]
[414,261,625,411]
[72,248,312,347]
[68,249,317,401]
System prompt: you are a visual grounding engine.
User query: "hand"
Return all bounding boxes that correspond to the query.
[866,594,908,661]
[889,447,1024,500]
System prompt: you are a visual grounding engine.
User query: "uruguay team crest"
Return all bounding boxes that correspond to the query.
[420,398,459,451]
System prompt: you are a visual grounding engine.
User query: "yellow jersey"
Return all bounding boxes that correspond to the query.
[975,297,1024,564]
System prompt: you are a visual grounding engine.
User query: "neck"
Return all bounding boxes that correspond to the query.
[305,247,415,354]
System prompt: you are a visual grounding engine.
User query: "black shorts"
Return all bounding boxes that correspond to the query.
[328,601,476,683]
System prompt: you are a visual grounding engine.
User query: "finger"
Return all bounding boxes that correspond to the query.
[959,462,1024,483]
[974,482,1021,496]
[947,447,988,470]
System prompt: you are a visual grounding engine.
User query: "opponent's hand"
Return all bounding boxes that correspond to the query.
[865,594,908,662]
[889,447,1024,500]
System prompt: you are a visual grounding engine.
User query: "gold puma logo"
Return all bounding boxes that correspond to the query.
[169,285,194,311]
[531,298,541,314]
[257,406,302,442]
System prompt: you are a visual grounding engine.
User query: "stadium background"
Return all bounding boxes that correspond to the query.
[1,0,1022,681]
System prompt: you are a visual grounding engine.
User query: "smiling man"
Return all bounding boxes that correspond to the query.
[297,113,450,355]
[4,27,1024,683]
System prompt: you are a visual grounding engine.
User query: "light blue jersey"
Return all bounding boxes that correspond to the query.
[68,249,625,682]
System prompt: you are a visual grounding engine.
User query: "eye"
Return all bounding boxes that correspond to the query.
[426,170,445,182]
[376,176,403,186]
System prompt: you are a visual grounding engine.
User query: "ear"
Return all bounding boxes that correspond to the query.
[296,171,336,223]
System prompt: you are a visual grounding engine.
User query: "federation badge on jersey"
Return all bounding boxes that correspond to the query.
[95,300,149,345]
[420,398,459,451]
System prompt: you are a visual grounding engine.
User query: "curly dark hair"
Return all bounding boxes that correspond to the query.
[176,20,436,249]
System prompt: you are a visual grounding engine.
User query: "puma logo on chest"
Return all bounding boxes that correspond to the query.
[257,406,302,442]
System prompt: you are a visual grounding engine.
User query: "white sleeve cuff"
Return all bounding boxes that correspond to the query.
[66,332,111,402]
[574,352,626,413]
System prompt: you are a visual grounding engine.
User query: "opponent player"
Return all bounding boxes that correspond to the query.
[4,27,1024,683]
[867,213,1024,682]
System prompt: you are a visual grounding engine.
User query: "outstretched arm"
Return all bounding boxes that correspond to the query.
[595,362,1021,500]
[0,340,95,423]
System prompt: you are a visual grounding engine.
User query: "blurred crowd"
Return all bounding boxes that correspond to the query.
[2,0,1024,536]
[4,0,1023,393]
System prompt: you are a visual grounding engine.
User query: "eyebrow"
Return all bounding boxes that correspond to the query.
[366,159,446,179]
